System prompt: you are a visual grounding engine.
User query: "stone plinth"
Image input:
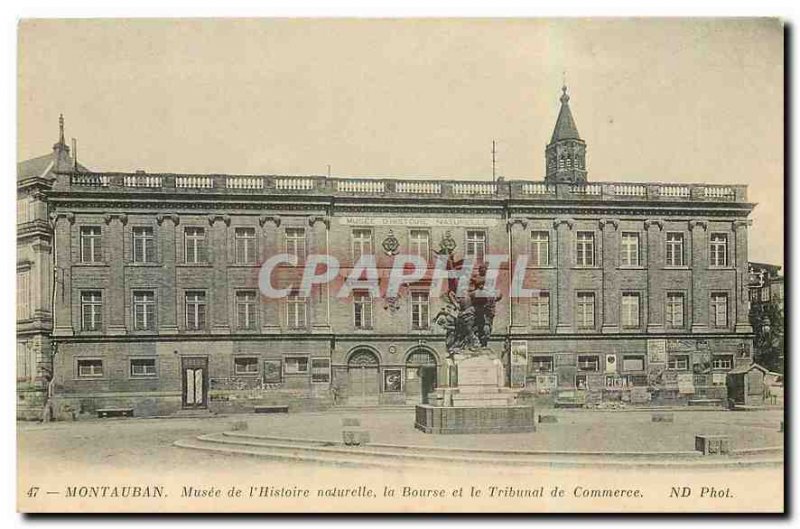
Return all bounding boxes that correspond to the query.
[415,404,536,434]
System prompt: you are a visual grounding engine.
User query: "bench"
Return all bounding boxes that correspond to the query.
[688,399,723,407]
[538,415,558,423]
[254,405,289,414]
[651,413,674,423]
[554,401,582,409]
[97,408,134,419]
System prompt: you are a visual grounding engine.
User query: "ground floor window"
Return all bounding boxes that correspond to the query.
[77,359,103,378]
[311,358,331,384]
[234,357,259,375]
[712,354,733,370]
[130,358,156,377]
[575,374,588,390]
[284,355,309,374]
[577,355,599,371]
[530,355,553,373]
[667,354,690,370]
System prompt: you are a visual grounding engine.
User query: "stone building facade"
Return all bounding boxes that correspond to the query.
[19,90,756,418]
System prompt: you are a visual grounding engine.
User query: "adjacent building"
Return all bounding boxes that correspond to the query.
[18,88,756,418]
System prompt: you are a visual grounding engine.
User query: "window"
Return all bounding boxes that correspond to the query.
[235,227,257,264]
[465,230,486,262]
[80,226,102,263]
[130,358,156,377]
[132,227,155,263]
[665,292,685,328]
[235,290,257,330]
[17,269,30,320]
[77,359,103,378]
[185,291,206,330]
[284,356,309,374]
[411,291,430,330]
[668,355,689,370]
[81,291,103,331]
[530,231,550,266]
[577,355,599,371]
[311,358,331,384]
[530,292,550,328]
[409,229,430,260]
[575,232,595,267]
[665,232,685,266]
[286,294,307,328]
[709,233,728,267]
[530,355,553,373]
[234,357,259,375]
[712,355,733,370]
[711,293,728,327]
[576,292,595,329]
[132,291,156,331]
[285,228,306,263]
[621,292,641,328]
[620,232,640,266]
[353,291,373,329]
[622,355,645,372]
[184,227,207,264]
[575,374,588,390]
[351,229,373,261]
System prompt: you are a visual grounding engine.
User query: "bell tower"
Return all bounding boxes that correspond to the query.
[545,85,587,184]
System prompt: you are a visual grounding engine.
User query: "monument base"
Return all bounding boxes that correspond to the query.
[414,404,536,434]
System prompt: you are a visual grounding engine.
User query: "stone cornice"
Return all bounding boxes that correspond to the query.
[156,213,180,226]
[207,214,231,226]
[259,215,281,228]
[553,217,575,229]
[688,219,708,231]
[643,218,664,231]
[732,219,753,229]
[506,218,528,230]
[598,218,619,230]
[103,213,128,225]
[308,215,330,229]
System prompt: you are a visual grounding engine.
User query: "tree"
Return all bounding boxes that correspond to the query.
[750,299,784,374]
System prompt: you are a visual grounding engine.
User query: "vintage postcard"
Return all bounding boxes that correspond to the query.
[16,18,784,513]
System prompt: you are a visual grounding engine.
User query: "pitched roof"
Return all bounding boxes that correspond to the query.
[550,87,582,143]
[17,147,89,182]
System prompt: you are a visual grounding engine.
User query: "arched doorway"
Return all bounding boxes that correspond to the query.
[405,349,438,404]
[347,349,380,406]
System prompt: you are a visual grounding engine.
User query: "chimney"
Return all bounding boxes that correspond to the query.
[71,138,78,171]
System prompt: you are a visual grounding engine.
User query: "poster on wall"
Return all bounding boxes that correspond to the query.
[263,359,282,384]
[647,339,667,364]
[605,354,617,373]
[677,373,695,394]
[383,369,402,392]
[510,341,528,388]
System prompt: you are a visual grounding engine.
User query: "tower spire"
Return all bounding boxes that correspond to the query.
[545,85,587,184]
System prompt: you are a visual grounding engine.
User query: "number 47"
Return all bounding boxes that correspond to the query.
[26,487,39,498]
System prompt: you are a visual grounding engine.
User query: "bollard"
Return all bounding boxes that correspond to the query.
[538,414,558,423]
[652,413,674,423]
[695,435,732,455]
[342,429,370,446]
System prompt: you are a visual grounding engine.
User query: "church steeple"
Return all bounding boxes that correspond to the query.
[545,85,587,184]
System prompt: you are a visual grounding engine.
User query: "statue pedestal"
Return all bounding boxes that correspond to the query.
[416,348,535,434]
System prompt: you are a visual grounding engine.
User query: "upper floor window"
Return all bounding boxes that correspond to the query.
[621,292,641,328]
[80,226,103,263]
[711,293,728,328]
[709,233,728,267]
[409,229,430,260]
[17,269,30,321]
[576,292,595,329]
[411,291,430,330]
[712,354,733,370]
[235,227,257,265]
[668,354,689,371]
[620,232,640,267]
[530,231,550,266]
[234,357,259,375]
[184,227,207,264]
[530,355,553,373]
[235,290,257,330]
[285,228,306,263]
[353,291,373,329]
[665,232,685,267]
[665,292,685,329]
[185,291,206,330]
[530,292,550,328]
[286,293,307,329]
[132,290,156,331]
[575,232,595,267]
[81,291,103,331]
[132,227,155,263]
[352,229,373,261]
[465,230,486,262]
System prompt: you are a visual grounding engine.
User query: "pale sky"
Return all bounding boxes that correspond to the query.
[17,18,784,265]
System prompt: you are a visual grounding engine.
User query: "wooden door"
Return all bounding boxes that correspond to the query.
[181,357,208,408]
